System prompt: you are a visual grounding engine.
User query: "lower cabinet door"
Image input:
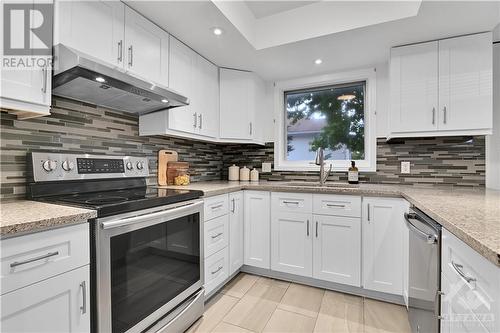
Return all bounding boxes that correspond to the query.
[204,247,229,296]
[312,215,361,287]
[229,191,244,275]
[0,265,90,333]
[244,191,271,269]
[271,211,313,277]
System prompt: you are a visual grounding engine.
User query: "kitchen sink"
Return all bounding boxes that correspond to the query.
[285,182,360,188]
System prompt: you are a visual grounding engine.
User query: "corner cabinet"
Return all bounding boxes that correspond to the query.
[362,197,409,295]
[244,191,271,269]
[389,32,492,139]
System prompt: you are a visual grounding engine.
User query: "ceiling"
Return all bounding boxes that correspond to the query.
[244,1,318,19]
[125,1,500,81]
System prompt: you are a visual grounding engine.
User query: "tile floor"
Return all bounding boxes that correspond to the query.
[186,273,412,333]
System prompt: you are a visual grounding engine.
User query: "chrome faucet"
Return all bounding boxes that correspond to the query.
[315,148,332,186]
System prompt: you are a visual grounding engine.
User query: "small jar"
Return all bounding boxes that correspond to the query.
[250,168,259,182]
[239,166,250,181]
[173,167,190,185]
[228,164,240,181]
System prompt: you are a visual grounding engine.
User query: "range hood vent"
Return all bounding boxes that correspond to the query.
[52,44,189,115]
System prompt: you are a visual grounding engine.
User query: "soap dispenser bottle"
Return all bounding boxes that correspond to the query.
[348,161,359,184]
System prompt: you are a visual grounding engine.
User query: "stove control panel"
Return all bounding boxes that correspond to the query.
[31,152,149,182]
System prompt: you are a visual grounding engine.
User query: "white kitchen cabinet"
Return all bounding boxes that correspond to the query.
[124,6,169,87]
[390,41,439,134]
[1,1,51,118]
[204,247,229,296]
[54,0,125,68]
[204,215,229,258]
[438,33,492,132]
[229,191,244,275]
[389,32,492,138]
[1,265,90,333]
[313,214,361,287]
[271,211,313,276]
[195,55,219,138]
[362,197,408,295]
[219,68,253,140]
[244,191,271,269]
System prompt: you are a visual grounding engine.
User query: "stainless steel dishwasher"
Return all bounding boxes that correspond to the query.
[404,207,442,333]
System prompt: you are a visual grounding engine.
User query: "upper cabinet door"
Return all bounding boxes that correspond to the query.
[196,55,219,138]
[438,32,492,131]
[124,6,169,87]
[220,68,252,140]
[168,36,197,134]
[390,41,439,133]
[55,0,125,68]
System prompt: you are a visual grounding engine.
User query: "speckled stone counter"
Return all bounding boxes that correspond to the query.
[159,181,500,267]
[1,200,97,238]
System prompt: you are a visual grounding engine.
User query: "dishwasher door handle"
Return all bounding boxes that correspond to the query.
[404,212,438,244]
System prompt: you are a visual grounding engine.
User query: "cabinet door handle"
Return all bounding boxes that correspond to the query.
[80,281,87,314]
[128,45,133,67]
[198,114,202,129]
[41,66,47,93]
[326,203,345,208]
[315,221,318,238]
[193,112,197,128]
[231,198,235,213]
[367,203,370,222]
[432,107,435,125]
[249,122,253,135]
[10,251,59,268]
[443,106,447,124]
[211,232,223,239]
[283,200,299,205]
[451,261,476,284]
[211,266,223,275]
[210,203,223,210]
[117,40,123,62]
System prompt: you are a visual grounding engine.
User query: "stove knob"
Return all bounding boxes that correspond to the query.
[42,160,57,172]
[62,160,75,171]
[136,161,144,170]
[126,162,134,170]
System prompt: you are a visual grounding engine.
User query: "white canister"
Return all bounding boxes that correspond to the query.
[239,166,250,181]
[250,168,259,182]
[228,164,240,181]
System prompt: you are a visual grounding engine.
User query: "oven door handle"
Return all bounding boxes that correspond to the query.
[404,212,438,245]
[101,201,202,230]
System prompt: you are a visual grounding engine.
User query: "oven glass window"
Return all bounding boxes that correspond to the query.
[110,213,200,333]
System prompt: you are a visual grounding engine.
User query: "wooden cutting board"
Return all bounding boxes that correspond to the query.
[158,150,178,185]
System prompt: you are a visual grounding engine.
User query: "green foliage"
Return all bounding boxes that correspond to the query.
[286,84,365,159]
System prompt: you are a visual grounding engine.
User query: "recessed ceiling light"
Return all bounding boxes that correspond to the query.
[314,59,323,65]
[95,77,106,83]
[212,27,223,36]
[161,99,168,103]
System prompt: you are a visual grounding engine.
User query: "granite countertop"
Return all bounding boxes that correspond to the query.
[159,180,500,267]
[0,200,97,238]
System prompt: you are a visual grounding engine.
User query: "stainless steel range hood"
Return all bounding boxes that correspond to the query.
[52,44,189,115]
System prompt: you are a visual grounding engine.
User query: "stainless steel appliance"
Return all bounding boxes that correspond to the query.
[53,44,189,115]
[404,207,442,333]
[27,152,205,333]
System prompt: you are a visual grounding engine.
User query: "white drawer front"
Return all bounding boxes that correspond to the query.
[313,194,361,217]
[1,223,89,295]
[204,194,229,221]
[271,192,312,213]
[204,214,229,258]
[442,229,500,333]
[204,247,229,295]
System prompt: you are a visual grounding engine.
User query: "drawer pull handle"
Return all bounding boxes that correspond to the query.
[283,200,299,205]
[451,261,476,284]
[211,232,223,239]
[326,203,345,208]
[211,266,223,275]
[211,204,224,210]
[10,251,59,268]
[80,281,87,314]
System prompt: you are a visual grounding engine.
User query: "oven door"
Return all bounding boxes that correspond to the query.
[96,200,204,333]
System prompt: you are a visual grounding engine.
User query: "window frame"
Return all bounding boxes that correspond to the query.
[274,68,377,172]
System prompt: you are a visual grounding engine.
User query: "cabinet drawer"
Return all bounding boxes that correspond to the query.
[313,194,361,217]
[204,214,229,258]
[204,247,229,296]
[1,223,89,295]
[442,229,500,332]
[204,194,229,221]
[271,192,312,213]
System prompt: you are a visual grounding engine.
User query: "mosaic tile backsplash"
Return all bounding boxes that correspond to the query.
[0,98,485,199]
[222,137,485,187]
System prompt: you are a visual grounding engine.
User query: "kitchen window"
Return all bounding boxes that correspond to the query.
[274,69,377,172]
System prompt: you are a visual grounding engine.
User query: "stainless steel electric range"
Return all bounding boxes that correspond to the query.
[27,152,205,333]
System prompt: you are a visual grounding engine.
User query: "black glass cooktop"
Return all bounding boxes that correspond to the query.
[41,187,203,217]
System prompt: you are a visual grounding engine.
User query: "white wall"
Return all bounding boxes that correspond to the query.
[486,24,500,190]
